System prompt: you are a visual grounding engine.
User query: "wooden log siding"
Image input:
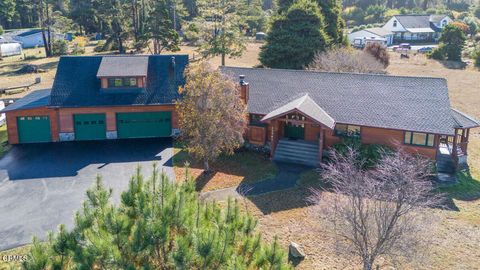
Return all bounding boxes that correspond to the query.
[249,120,440,160]
[248,125,266,145]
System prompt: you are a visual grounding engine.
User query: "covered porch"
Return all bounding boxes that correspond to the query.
[260,94,336,167]
[437,109,480,172]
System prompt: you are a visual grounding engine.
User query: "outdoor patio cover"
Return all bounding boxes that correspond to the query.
[261,94,335,129]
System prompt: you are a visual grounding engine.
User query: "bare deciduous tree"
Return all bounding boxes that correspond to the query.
[176,61,247,172]
[309,149,443,270]
[308,47,386,74]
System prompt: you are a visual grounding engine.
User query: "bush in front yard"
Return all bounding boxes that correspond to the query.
[330,137,392,168]
[428,45,446,60]
[22,166,292,270]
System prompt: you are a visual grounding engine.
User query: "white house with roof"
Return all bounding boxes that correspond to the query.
[347,27,394,47]
[382,14,452,43]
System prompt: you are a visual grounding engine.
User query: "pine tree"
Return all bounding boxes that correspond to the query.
[259,0,330,69]
[146,0,181,54]
[317,0,345,44]
[197,0,246,66]
[23,165,292,269]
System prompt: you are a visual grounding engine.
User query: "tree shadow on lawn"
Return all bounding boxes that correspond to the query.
[173,147,277,192]
[244,169,323,215]
[437,169,480,211]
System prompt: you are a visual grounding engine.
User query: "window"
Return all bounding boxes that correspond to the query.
[404,131,435,147]
[393,20,397,27]
[441,20,447,27]
[107,77,138,88]
[335,124,361,138]
[249,114,265,126]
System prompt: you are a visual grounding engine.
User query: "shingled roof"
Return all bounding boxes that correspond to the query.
[49,55,188,107]
[221,67,463,135]
[1,89,51,112]
[97,56,149,77]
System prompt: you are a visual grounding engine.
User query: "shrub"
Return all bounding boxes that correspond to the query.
[330,137,392,168]
[0,25,4,35]
[364,42,389,67]
[183,22,201,45]
[71,36,87,55]
[308,47,385,74]
[450,21,470,35]
[93,40,107,52]
[428,45,446,60]
[51,39,68,56]
[472,47,480,67]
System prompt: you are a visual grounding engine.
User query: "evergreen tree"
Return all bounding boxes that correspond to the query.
[96,0,132,53]
[0,0,16,28]
[317,0,345,44]
[259,0,330,69]
[197,0,246,66]
[22,166,293,269]
[440,24,466,61]
[146,0,181,54]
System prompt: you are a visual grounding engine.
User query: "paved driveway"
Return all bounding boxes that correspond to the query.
[0,138,174,250]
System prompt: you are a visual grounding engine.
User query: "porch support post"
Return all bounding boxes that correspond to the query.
[270,120,279,158]
[464,128,470,155]
[318,126,324,166]
[452,128,459,164]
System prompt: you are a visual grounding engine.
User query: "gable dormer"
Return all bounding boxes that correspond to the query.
[96,56,149,89]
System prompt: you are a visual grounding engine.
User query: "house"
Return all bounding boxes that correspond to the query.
[10,29,65,48]
[347,28,394,47]
[3,56,478,172]
[221,67,479,171]
[2,55,188,144]
[382,14,452,43]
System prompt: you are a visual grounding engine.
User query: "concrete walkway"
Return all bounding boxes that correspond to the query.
[200,162,312,201]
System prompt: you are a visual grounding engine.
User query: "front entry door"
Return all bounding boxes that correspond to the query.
[284,123,305,140]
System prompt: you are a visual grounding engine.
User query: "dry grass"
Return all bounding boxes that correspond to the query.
[0,245,30,270]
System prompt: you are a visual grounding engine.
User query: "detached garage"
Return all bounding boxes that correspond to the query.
[116,112,171,139]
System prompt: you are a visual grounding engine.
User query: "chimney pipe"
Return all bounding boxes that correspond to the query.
[239,75,249,104]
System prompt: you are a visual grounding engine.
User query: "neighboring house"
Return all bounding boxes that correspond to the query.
[2,55,187,144]
[11,29,65,48]
[382,14,452,43]
[3,56,479,172]
[347,27,393,47]
[221,67,479,171]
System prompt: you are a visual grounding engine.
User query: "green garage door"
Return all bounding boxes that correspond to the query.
[74,113,106,141]
[116,112,171,139]
[17,116,51,143]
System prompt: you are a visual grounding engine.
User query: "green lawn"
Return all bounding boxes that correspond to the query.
[0,125,10,157]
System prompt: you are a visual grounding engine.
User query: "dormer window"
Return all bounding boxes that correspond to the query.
[96,56,149,90]
[108,77,138,88]
[393,20,397,27]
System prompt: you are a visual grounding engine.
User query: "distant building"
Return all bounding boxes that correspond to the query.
[382,14,452,43]
[8,29,65,48]
[347,28,393,47]
[0,41,22,57]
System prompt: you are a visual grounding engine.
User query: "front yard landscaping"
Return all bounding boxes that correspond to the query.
[173,144,277,192]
